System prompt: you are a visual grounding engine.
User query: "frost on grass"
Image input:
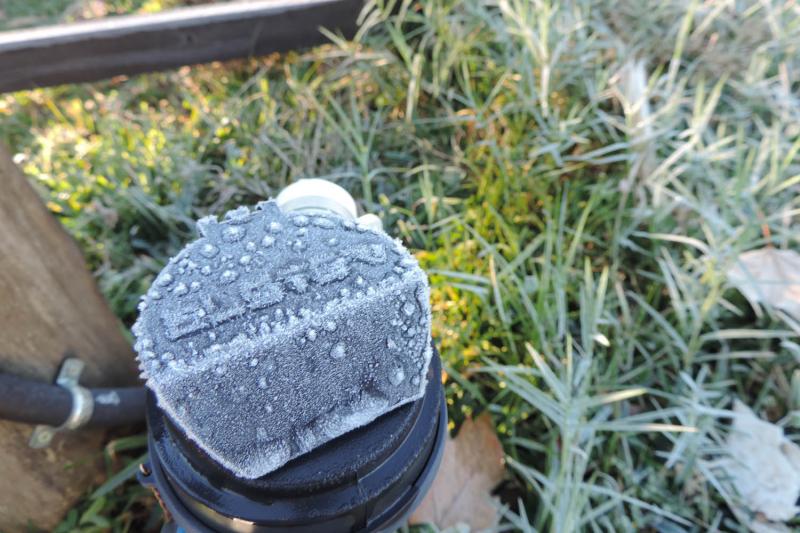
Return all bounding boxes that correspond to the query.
[132,200,432,478]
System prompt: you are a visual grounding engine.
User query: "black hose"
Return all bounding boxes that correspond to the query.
[0,373,145,428]
[90,386,147,427]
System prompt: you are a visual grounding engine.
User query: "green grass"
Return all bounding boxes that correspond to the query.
[3,0,800,531]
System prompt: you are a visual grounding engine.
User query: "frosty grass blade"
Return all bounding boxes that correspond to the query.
[132,200,432,479]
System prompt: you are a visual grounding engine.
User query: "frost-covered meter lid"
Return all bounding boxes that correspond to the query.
[132,182,432,479]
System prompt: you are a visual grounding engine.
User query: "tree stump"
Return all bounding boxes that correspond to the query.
[0,143,139,532]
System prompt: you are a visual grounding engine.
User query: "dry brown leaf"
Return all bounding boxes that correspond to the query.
[727,248,800,321]
[410,413,505,531]
[720,401,800,523]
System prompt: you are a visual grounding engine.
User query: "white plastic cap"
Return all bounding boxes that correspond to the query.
[276,178,383,231]
[276,179,358,221]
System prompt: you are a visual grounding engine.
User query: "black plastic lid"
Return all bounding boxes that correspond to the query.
[141,346,446,532]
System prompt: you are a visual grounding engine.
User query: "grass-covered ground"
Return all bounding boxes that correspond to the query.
[3,0,800,531]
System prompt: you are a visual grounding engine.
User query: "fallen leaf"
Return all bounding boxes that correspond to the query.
[721,400,800,523]
[410,413,505,531]
[750,516,793,533]
[727,248,800,321]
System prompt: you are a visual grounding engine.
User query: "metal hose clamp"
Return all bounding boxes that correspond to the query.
[29,358,95,448]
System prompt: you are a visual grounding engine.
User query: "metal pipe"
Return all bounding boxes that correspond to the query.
[0,0,363,93]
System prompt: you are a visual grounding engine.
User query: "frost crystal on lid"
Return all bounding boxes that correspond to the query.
[132,200,432,479]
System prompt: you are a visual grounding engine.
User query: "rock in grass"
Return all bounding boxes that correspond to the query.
[132,200,432,479]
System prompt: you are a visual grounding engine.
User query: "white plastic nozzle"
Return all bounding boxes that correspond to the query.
[276,179,358,220]
[276,179,382,231]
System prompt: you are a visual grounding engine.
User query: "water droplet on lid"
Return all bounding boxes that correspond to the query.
[411,375,420,386]
[355,276,364,286]
[138,301,147,312]
[215,366,226,376]
[387,338,397,350]
[200,243,219,258]
[141,338,153,349]
[340,288,351,298]
[313,217,335,229]
[224,206,250,221]
[403,302,415,316]
[172,282,188,296]
[157,273,174,286]
[223,226,246,243]
[328,238,338,246]
[292,240,305,252]
[221,270,238,283]
[367,286,376,296]
[389,367,405,385]
[150,290,162,300]
[275,309,284,319]
[307,329,317,341]
[292,215,309,227]
[201,265,212,276]
[269,221,282,233]
[240,255,252,265]
[142,350,156,359]
[324,321,336,332]
[246,241,257,252]
[265,404,273,413]
[196,308,207,318]
[297,227,307,236]
[261,235,275,248]
[209,332,216,341]
[196,215,217,236]
[258,377,268,389]
[331,344,346,359]
[250,358,259,367]
[162,352,174,361]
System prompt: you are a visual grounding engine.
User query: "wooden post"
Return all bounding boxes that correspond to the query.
[0,144,139,532]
